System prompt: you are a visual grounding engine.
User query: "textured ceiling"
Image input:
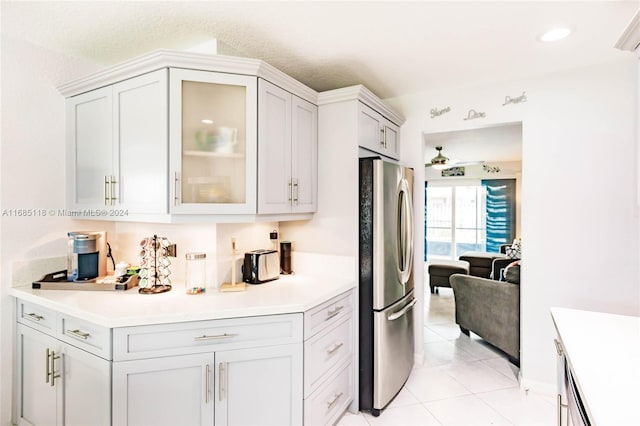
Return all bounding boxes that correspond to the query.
[2,1,638,100]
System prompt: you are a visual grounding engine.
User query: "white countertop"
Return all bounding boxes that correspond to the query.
[10,274,355,328]
[550,307,640,425]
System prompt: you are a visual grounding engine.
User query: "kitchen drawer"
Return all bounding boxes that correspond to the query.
[304,360,354,426]
[16,300,58,335]
[304,315,353,397]
[113,313,303,361]
[59,314,112,360]
[304,290,353,339]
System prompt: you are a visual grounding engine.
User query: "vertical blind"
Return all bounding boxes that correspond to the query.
[482,179,516,253]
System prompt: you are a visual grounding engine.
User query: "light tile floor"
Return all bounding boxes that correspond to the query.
[337,286,556,425]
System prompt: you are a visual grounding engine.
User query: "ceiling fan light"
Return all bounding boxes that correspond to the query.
[430,146,449,166]
[432,164,448,170]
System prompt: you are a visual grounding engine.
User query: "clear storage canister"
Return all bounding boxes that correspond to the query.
[185,252,206,294]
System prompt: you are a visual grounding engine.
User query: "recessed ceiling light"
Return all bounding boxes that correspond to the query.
[538,27,572,42]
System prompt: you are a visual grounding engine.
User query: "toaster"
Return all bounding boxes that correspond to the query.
[242,249,280,284]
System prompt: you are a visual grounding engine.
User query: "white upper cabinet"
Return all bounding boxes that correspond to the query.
[66,86,114,210]
[114,71,168,214]
[357,102,400,160]
[291,95,318,213]
[258,79,317,214]
[61,51,317,221]
[169,69,257,215]
[66,69,168,214]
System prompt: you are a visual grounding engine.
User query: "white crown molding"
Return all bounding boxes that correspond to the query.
[317,85,405,125]
[615,9,640,52]
[57,49,317,103]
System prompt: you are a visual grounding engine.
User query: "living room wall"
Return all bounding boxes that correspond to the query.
[388,57,639,392]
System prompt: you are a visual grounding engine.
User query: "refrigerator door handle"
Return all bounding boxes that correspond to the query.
[397,177,414,284]
[388,297,417,321]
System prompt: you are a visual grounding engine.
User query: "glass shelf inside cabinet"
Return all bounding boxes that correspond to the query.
[183,150,245,159]
[181,80,247,205]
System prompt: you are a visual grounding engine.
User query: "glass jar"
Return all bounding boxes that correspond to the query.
[185,252,206,294]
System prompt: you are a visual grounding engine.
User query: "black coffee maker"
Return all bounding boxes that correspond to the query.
[67,231,107,282]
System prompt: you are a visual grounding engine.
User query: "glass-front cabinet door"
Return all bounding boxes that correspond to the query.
[170,69,257,214]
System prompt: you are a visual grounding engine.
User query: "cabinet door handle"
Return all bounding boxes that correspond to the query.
[104,176,110,206]
[218,362,226,401]
[45,348,50,383]
[174,172,180,206]
[293,179,299,205]
[327,342,344,355]
[205,364,211,403]
[194,333,237,341]
[554,339,563,356]
[327,392,344,409]
[380,127,385,147]
[66,329,90,340]
[326,305,344,320]
[25,312,44,322]
[288,179,293,204]
[46,349,60,387]
[110,175,117,205]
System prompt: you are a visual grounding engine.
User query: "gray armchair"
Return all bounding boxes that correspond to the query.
[449,273,520,364]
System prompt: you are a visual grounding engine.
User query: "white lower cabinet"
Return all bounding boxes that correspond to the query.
[112,345,303,426]
[112,354,214,426]
[215,345,303,425]
[303,290,354,425]
[112,313,304,426]
[15,291,355,426]
[16,323,111,426]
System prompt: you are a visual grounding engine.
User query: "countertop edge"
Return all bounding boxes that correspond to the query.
[9,279,356,328]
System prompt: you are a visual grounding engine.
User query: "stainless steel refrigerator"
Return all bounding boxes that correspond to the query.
[359,157,416,417]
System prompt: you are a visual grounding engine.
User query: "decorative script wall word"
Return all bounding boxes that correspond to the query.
[463,109,486,120]
[502,92,527,106]
[430,106,451,118]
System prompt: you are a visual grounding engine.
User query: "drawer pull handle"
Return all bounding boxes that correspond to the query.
[195,333,237,341]
[26,313,44,322]
[327,392,344,409]
[326,306,344,320]
[327,342,344,355]
[66,329,90,340]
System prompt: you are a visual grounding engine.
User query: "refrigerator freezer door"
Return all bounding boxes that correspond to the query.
[373,291,416,409]
[372,160,415,310]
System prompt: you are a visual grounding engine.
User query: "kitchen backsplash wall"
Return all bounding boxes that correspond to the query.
[113,222,277,291]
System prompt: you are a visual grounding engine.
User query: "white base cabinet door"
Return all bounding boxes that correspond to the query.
[112,354,214,426]
[215,344,303,426]
[16,324,59,426]
[16,324,111,426]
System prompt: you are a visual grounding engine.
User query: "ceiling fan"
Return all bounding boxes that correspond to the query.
[425,146,483,170]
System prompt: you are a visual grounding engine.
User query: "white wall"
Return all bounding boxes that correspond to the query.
[386,57,640,392]
[0,36,108,424]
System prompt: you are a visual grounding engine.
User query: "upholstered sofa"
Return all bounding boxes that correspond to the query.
[449,270,520,364]
[458,252,507,278]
